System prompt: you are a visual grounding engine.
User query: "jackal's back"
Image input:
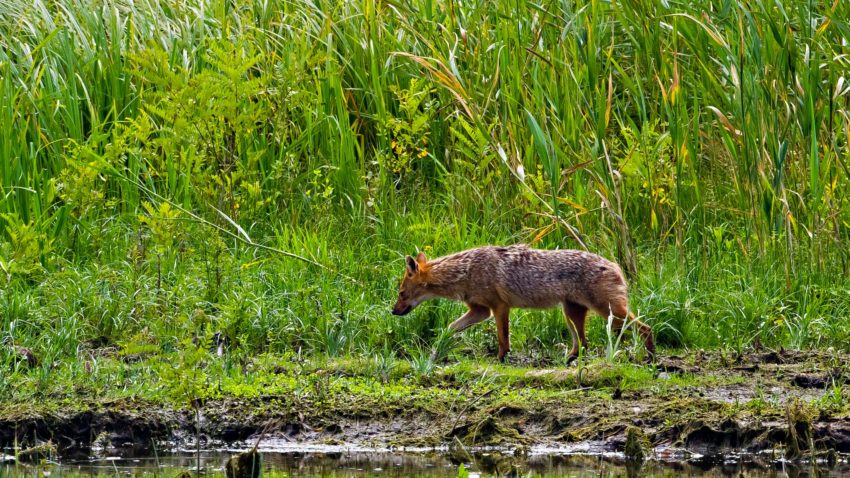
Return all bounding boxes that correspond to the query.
[487,245,627,310]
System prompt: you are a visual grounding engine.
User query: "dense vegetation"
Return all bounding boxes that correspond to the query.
[2,0,850,401]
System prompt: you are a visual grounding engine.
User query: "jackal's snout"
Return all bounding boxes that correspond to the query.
[391,302,413,316]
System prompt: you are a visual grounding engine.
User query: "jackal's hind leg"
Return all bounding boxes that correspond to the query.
[449,304,491,332]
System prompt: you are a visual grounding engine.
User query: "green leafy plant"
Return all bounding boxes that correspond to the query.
[377,79,438,177]
[0,214,50,282]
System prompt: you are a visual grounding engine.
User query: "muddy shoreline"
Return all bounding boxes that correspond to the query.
[4,401,850,457]
[4,350,850,462]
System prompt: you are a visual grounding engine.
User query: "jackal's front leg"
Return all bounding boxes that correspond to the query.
[449,304,491,332]
[493,303,511,362]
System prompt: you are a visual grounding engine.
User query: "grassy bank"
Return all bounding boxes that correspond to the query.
[1,0,850,403]
[4,350,850,456]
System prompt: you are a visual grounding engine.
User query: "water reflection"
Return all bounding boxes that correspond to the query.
[0,449,847,477]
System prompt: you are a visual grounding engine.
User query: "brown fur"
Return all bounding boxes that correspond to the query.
[391,245,655,362]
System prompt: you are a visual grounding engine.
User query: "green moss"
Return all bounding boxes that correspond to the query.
[16,442,58,463]
[624,426,650,463]
[785,399,814,461]
[451,416,527,446]
[225,449,261,478]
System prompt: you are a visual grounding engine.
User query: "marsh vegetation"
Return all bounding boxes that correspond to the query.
[1,0,850,468]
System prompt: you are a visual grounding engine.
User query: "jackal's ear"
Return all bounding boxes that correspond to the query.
[405,255,419,274]
[415,252,427,264]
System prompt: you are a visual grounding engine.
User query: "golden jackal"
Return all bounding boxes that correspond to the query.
[391,245,655,363]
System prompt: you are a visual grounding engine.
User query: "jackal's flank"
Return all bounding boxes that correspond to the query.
[391,245,655,362]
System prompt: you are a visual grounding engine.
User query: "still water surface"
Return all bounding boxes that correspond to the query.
[0,449,846,477]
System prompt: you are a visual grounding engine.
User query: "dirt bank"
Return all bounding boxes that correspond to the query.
[3,350,850,460]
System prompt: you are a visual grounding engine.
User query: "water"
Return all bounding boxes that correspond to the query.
[1,448,847,477]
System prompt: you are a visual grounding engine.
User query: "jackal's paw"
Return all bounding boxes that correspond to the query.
[448,319,469,333]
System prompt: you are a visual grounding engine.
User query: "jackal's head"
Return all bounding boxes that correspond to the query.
[392,252,433,316]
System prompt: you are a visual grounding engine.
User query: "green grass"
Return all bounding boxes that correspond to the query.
[1,0,850,403]
[0,349,732,417]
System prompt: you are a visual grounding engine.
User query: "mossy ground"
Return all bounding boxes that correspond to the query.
[3,348,850,457]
